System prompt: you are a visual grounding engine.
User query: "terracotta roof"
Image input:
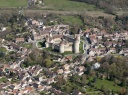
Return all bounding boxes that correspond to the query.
[16,38,25,42]
[23,86,33,92]
[13,89,18,93]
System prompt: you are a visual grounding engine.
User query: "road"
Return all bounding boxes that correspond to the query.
[0,8,114,18]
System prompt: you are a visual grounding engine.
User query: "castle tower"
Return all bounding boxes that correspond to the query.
[75,34,80,43]
[74,37,80,53]
[49,32,52,37]
[45,37,49,48]
[59,41,64,53]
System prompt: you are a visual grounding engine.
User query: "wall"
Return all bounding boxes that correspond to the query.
[64,46,72,51]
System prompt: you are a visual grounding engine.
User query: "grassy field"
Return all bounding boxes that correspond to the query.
[43,0,98,11]
[94,79,121,92]
[0,0,27,7]
[60,15,83,26]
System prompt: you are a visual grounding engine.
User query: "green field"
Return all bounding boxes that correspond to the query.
[43,0,98,11]
[60,15,83,26]
[0,0,27,7]
[94,79,121,92]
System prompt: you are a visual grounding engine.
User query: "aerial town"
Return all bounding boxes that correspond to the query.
[0,0,128,95]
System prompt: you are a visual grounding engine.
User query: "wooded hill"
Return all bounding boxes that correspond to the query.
[71,0,128,14]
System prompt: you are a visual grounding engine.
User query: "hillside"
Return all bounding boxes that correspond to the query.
[71,0,128,14]
[0,0,27,7]
[43,0,99,11]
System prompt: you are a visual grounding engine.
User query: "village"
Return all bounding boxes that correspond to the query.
[0,15,128,95]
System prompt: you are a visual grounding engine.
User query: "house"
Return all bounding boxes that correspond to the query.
[47,78,55,84]
[89,50,95,56]
[38,85,44,91]
[76,66,85,72]
[87,56,94,62]
[108,48,116,54]
[0,27,6,31]
[9,43,22,51]
[63,64,70,70]
[97,34,103,39]
[15,38,25,43]
[64,70,70,74]
[98,48,107,55]
[32,20,39,26]
[92,62,100,69]
[57,69,63,74]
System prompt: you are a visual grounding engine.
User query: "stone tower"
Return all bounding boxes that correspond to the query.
[75,34,80,43]
[74,36,80,53]
[59,41,64,53]
[45,37,49,48]
[49,32,52,37]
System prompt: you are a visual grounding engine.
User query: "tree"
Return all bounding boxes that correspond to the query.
[101,85,105,92]
[0,52,4,57]
[92,77,97,83]
[120,79,126,87]
[44,58,52,68]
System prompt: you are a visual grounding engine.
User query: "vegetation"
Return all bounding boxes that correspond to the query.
[60,15,83,26]
[23,49,54,68]
[43,0,98,11]
[0,77,8,83]
[94,79,121,92]
[0,0,27,7]
[0,47,6,58]
[80,41,84,53]
[72,0,128,14]
[20,43,33,49]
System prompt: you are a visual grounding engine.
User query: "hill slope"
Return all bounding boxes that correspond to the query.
[0,0,27,7]
[71,0,128,14]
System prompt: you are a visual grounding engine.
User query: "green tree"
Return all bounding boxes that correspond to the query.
[44,58,52,68]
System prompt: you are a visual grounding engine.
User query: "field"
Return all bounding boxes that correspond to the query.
[94,79,121,92]
[59,15,83,26]
[0,0,27,7]
[43,0,98,11]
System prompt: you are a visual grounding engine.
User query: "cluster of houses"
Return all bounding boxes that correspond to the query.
[83,28,128,62]
[1,17,128,94]
[0,54,86,95]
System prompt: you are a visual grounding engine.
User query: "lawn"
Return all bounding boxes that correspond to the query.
[0,47,7,52]
[59,15,83,26]
[21,43,33,49]
[94,79,121,92]
[0,77,8,83]
[0,0,27,7]
[43,0,98,11]
[80,41,84,53]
